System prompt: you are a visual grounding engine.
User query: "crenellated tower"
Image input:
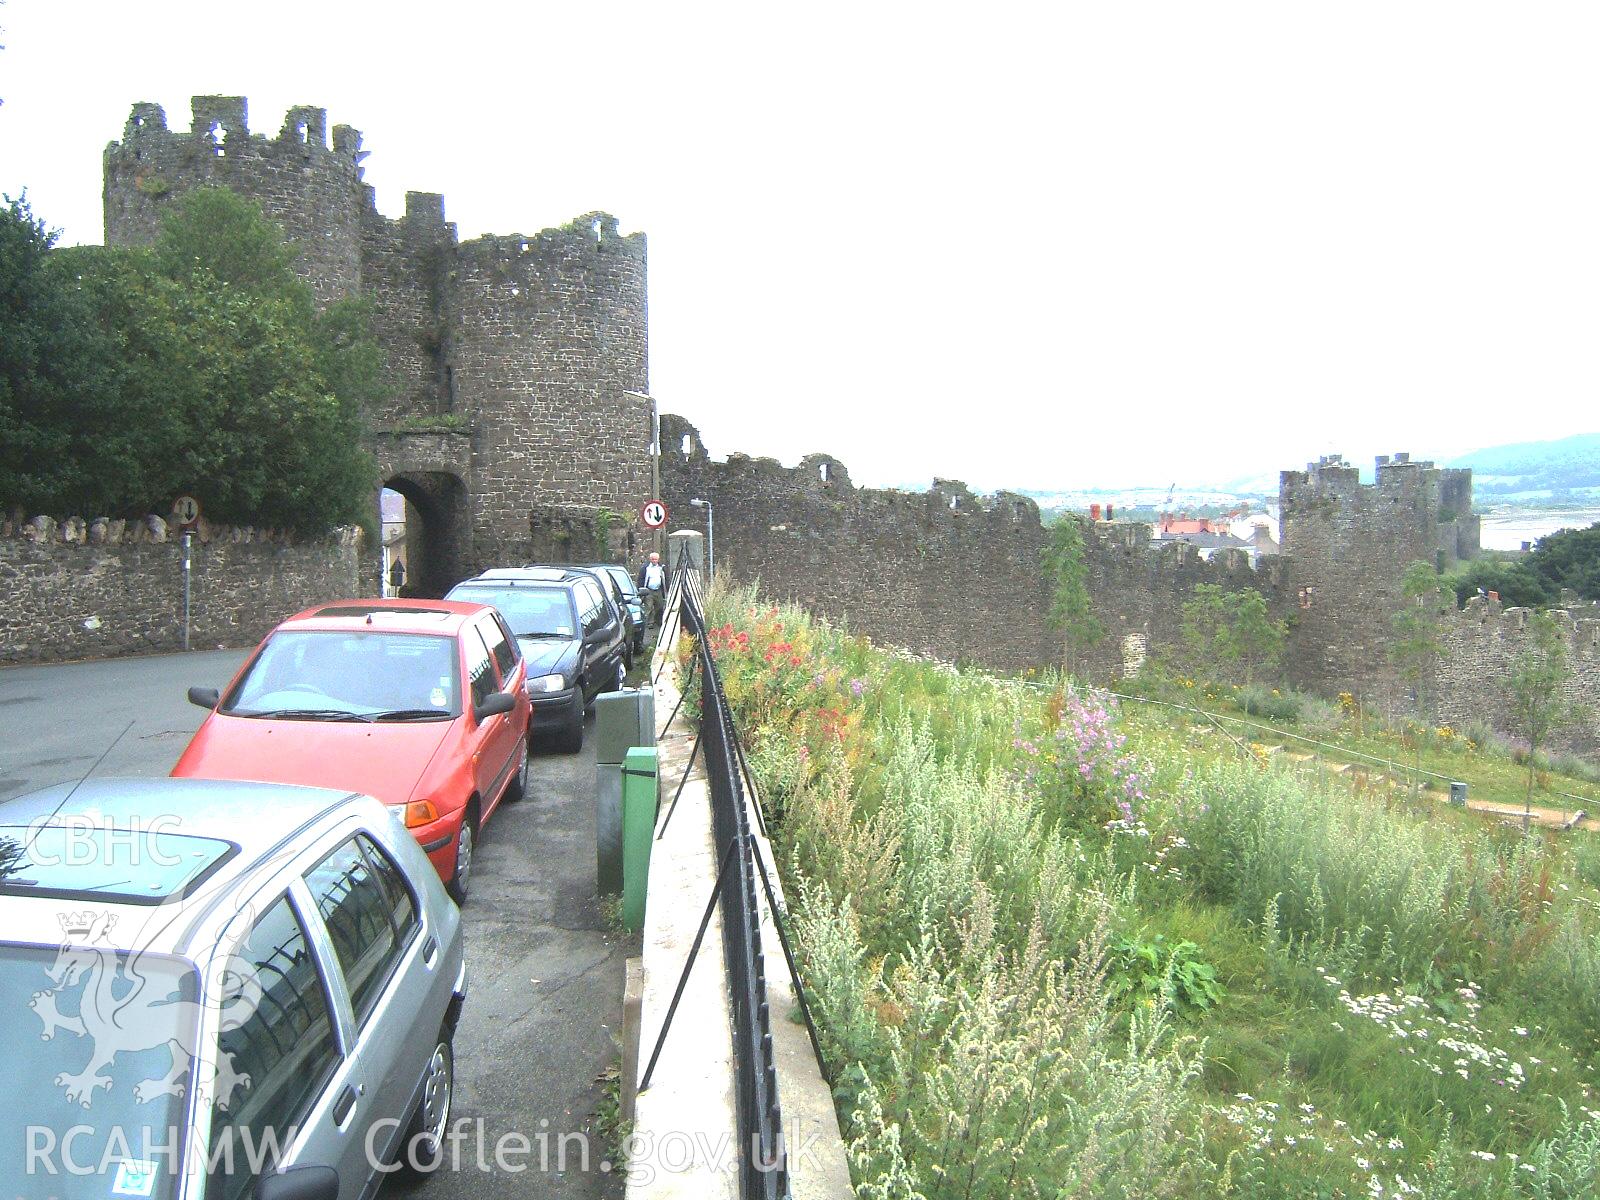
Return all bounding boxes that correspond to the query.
[101,96,652,595]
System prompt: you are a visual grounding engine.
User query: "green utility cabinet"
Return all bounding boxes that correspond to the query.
[622,746,660,932]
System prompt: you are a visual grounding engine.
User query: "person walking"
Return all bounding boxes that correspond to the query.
[637,551,667,631]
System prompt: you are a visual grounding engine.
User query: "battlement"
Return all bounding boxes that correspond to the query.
[109,96,365,173]
[455,212,646,271]
[662,415,1042,526]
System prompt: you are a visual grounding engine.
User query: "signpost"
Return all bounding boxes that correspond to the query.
[640,499,669,530]
[172,496,201,651]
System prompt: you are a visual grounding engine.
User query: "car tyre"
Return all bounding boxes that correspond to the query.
[505,738,529,803]
[558,688,585,754]
[446,807,478,905]
[398,1030,455,1176]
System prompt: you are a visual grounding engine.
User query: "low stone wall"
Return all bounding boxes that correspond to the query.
[0,514,361,665]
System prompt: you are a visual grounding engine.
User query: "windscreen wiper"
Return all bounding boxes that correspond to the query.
[236,708,373,722]
[516,631,570,639]
[369,709,454,722]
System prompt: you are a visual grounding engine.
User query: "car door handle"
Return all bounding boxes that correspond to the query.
[333,1084,358,1125]
[423,935,439,965]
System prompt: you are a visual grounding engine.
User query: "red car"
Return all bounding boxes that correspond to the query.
[173,599,531,902]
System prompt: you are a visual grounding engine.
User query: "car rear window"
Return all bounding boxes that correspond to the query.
[0,824,237,904]
[449,584,577,639]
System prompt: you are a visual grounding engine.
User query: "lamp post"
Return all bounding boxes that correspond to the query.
[689,497,712,579]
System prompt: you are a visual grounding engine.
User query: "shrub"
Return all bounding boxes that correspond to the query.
[1237,685,1301,722]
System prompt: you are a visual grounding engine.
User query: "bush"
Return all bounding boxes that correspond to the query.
[1237,684,1301,722]
[0,190,380,532]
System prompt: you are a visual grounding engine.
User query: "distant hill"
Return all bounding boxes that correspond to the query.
[1448,432,1600,499]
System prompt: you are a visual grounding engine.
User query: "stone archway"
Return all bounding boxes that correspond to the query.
[368,430,474,599]
[381,472,469,598]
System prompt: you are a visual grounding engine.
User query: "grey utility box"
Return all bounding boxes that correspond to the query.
[595,688,656,766]
[1449,781,1468,807]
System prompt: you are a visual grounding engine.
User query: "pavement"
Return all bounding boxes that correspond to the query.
[0,649,629,1197]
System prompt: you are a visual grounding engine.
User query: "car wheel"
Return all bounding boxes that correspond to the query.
[559,688,585,753]
[612,659,627,692]
[505,739,529,803]
[447,808,478,905]
[399,1030,455,1175]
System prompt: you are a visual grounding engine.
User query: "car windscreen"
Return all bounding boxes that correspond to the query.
[450,586,577,638]
[222,630,460,720]
[1,942,199,1197]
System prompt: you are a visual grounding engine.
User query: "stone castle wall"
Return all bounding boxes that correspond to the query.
[101,96,651,589]
[1439,600,1600,755]
[0,514,360,665]
[658,416,1284,675]
[662,423,1595,754]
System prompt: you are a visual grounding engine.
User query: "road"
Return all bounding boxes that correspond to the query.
[0,651,628,1197]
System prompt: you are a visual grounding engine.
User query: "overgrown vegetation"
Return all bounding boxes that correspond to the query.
[1446,524,1600,608]
[0,190,381,533]
[702,584,1600,1199]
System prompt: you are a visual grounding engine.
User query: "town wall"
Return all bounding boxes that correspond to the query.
[658,416,1285,675]
[0,514,360,665]
[1280,454,1479,712]
[1439,600,1600,755]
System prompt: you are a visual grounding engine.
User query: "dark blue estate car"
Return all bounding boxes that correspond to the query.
[445,568,628,752]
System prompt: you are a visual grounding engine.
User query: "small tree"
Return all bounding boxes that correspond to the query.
[1509,612,1574,831]
[1183,584,1286,692]
[1041,515,1102,677]
[1226,587,1287,692]
[1391,559,1452,793]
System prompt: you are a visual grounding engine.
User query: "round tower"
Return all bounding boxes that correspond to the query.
[102,95,370,305]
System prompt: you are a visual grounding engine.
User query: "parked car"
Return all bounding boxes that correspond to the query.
[568,565,641,666]
[446,567,628,753]
[0,776,466,1198]
[585,562,648,657]
[174,599,530,903]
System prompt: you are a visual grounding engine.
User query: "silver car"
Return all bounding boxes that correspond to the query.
[1,777,466,1199]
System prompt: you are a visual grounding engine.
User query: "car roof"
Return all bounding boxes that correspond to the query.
[459,567,587,588]
[277,598,489,635]
[0,778,371,954]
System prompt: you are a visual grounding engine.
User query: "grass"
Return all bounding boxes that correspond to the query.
[1120,676,1600,818]
[699,583,1600,1199]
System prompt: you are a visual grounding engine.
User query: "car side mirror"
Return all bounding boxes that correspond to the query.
[256,1166,339,1200]
[474,692,516,722]
[187,686,221,710]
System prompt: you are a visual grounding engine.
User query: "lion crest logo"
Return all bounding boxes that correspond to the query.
[25,827,299,1115]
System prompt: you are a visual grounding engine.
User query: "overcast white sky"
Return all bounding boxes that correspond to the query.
[2,1,1596,491]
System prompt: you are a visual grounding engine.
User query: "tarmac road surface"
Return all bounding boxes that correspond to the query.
[0,649,627,1198]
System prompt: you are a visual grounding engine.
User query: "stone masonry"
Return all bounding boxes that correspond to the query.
[662,420,1598,754]
[101,97,651,595]
[0,514,359,665]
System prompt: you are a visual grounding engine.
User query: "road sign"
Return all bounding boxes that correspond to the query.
[172,495,201,529]
[640,499,669,529]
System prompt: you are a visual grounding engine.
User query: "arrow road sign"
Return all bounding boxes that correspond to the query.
[172,495,201,528]
[640,499,669,529]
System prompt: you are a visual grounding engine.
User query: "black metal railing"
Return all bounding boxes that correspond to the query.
[674,563,789,1199]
